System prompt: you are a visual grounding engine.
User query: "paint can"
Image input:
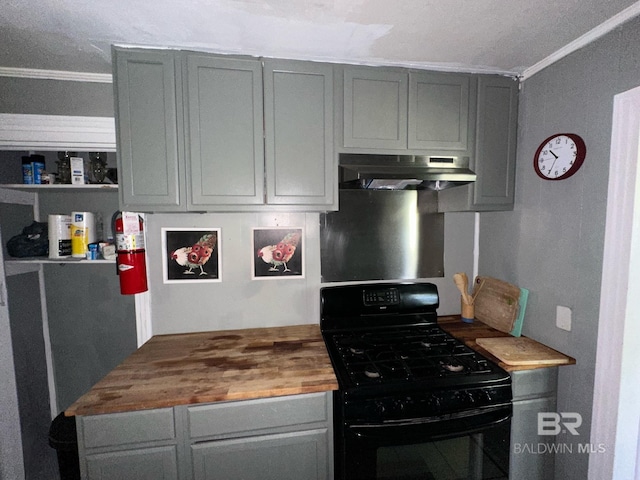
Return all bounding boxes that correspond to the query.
[48,214,72,259]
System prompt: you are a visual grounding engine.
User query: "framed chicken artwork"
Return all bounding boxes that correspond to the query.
[252,227,304,279]
[162,228,221,283]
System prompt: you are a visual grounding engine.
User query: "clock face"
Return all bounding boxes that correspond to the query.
[534,133,586,180]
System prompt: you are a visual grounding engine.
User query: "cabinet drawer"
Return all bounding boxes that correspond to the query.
[511,368,558,401]
[192,429,328,480]
[86,445,178,480]
[188,393,329,439]
[81,408,175,449]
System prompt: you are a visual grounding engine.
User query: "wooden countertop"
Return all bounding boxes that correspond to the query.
[66,324,338,417]
[438,315,576,371]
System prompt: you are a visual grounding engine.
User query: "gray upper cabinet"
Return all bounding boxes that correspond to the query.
[438,75,518,211]
[113,48,185,211]
[264,60,335,207]
[341,66,472,153]
[343,67,408,149]
[185,54,264,208]
[339,65,518,212]
[472,75,518,209]
[408,72,470,151]
[113,47,337,212]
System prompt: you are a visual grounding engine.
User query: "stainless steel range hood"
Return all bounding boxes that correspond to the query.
[339,153,476,191]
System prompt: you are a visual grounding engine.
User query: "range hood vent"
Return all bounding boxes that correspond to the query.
[339,154,476,191]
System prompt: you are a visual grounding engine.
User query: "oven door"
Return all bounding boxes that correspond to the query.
[337,405,511,480]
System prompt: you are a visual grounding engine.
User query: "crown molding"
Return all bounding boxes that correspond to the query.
[0,67,112,84]
[0,113,116,151]
[521,2,640,81]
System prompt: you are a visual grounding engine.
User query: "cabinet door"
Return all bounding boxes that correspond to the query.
[343,67,408,149]
[263,60,335,207]
[408,72,470,151]
[509,368,557,480]
[185,55,264,207]
[113,48,185,211]
[472,75,518,210]
[86,446,178,480]
[192,429,329,480]
[510,397,556,480]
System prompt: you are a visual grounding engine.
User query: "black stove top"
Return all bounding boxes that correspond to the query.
[320,282,511,393]
[331,325,493,385]
[325,324,509,392]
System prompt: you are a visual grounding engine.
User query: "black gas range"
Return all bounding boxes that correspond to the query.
[321,282,512,480]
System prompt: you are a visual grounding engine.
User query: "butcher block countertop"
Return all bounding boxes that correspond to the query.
[66,324,338,417]
[438,315,576,372]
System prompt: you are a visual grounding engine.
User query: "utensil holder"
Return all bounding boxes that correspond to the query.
[461,298,474,323]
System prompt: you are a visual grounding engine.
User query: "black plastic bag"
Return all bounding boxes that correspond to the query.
[6,221,49,258]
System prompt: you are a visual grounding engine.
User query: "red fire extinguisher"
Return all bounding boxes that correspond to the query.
[112,211,148,295]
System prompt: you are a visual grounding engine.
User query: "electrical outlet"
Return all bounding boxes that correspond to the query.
[556,306,572,331]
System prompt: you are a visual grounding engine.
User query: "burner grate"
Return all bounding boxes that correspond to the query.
[332,327,494,386]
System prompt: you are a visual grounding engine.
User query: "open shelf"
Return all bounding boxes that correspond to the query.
[0,184,118,192]
[5,257,116,276]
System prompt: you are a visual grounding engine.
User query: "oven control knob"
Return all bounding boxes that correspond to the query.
[479,390,493,404]
[374,401,386,415]
[455,391,475,406]
[426,395,441,413]
[384,399,402,414]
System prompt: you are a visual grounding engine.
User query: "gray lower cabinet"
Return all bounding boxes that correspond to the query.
[77,407,179,480]
[191,430,328,480]
[113,47,336,212]
[76,392,333,480]
[510,367,558,480]
[85,447,179,480]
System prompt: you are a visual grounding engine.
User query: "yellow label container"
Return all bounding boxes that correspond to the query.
[71,212,96,258]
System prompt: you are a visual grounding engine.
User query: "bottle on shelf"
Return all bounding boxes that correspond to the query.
[89,152,108,184]
[56,151,76,184]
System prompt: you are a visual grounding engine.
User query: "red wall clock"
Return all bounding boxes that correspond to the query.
[534,133,586,180]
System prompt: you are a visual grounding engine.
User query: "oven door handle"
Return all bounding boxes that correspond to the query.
[346,405,511,442]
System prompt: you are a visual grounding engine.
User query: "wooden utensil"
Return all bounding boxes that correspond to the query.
[453,273,472,305]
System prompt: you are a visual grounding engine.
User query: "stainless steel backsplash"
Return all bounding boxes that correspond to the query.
[320,190,444,282]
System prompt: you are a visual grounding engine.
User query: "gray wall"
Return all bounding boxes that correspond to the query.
[0,202,34,480]
[146,211,474,334]
[38,189,137,411]
[0,76,114,117]
[0,79,118,478]
[478,16,640,480]
[7,272,58,479]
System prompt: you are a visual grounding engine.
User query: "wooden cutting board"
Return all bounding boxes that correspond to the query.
[472,276,521,333]
[476,337,573,366]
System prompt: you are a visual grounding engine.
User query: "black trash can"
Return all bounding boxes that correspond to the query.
[48,412,80,480]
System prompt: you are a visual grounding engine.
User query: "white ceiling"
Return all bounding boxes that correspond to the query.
[2,0,640,79]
